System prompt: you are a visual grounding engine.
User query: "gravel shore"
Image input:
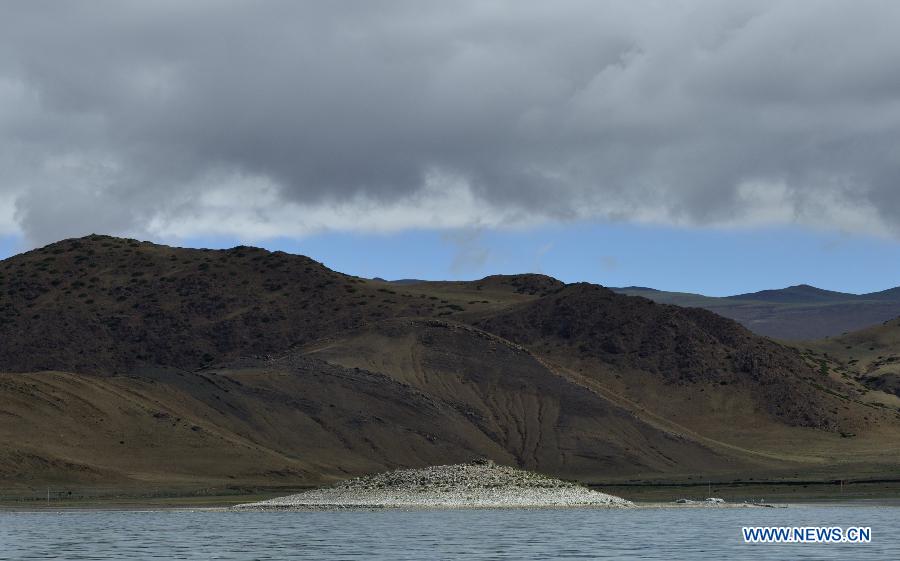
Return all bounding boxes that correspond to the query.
[234,461,633,510]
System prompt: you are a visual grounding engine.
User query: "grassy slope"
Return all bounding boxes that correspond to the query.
[801,318,900,409]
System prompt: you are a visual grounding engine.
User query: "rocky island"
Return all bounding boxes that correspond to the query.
[234,461,633,510]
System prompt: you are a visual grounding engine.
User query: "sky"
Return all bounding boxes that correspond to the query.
[2,1,900,295]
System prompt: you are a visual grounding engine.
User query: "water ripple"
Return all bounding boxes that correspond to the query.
[0,506,897,560]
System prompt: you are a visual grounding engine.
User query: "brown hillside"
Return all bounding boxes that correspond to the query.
[475,283,865,432]
[0,235,502,374]
[0,359,501,489]
[2,236,899,493]
[302,318,742,479]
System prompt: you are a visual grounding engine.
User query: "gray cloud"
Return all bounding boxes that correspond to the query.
[2,0,900,245]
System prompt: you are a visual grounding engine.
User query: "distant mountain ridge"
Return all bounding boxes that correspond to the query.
[727,284,858,304]
[371,277,426,285]
[620,283,900,304]
[613,284,900,340]
[728,284,900,303]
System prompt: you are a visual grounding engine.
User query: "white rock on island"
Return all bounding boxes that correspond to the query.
[234,461,633,510]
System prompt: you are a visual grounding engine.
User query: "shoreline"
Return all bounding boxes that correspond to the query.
[5,500,900,513]
[6,474,900,510]
[5,492,900,510]
[6,490,900,510]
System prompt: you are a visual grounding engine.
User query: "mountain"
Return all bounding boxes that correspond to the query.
[1,235,898,495]
[610,287,724,308]
[612,285,900,340]
[0,236,489,374]
[475,283,847,430]
[727,284,857,304]
[372,277,426,285]
[866,287,900,301]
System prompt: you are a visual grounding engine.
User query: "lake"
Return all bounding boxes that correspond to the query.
[1,505,897,559]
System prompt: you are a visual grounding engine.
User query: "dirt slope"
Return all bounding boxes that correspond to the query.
[303,319,748,479]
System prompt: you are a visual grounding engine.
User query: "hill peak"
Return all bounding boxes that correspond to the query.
[727,284,856,303]
[474,274,565,296]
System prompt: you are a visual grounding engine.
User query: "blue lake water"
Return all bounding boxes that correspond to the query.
[1,505,897,560]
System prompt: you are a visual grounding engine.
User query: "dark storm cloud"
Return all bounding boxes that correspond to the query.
[2,0,900,244]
